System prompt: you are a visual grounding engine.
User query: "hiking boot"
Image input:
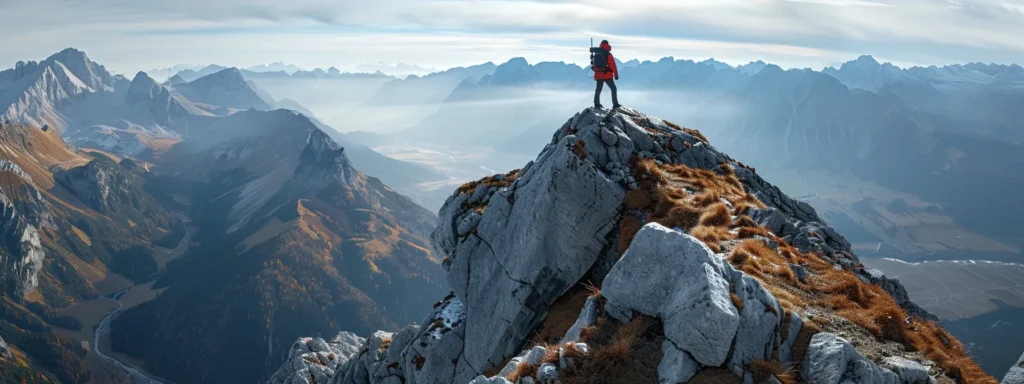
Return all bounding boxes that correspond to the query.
[613,104,622,110]
[594,104,604,110]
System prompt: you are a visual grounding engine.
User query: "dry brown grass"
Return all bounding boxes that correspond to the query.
[623,189,650,210]
[699,203,732,227]
[617,215,644,255]
[506,362,538,382]
[748,359,795,384]
[573,140,588,159]
[731,293,745,311]
[531,283,594,345]
[690,225,732,253]
[738,226,772,239]
[682,127,710,144]
[560,316,651,384]
[457,169,521,195]
[619,157,994,383]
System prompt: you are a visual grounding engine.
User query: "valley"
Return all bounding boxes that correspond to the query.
[54,215,192,384]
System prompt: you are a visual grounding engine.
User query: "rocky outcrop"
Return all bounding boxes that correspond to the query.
[1005,352,1024,384]
[268,332,366,384]
[53,154,149,215]
[270,107,975,384]
[0,336,11,360]
[0,160,49,298]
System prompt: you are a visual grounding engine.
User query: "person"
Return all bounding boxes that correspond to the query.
[592,40,620,110]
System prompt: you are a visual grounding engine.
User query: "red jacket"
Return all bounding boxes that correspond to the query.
[593,41,618,80]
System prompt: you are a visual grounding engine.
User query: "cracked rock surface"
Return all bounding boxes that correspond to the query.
[1005,353,1024,384]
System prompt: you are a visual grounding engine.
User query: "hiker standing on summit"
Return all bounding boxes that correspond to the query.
[592,40,620,110]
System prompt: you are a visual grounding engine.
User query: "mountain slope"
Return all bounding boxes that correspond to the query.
[109,110,445,384]
[0,49,121,131]
[0,121,187,384]
[695,65,1024,241]
[270,107,992,384]
[171,67,276,112]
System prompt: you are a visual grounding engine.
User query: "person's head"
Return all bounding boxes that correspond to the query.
[600,40,611,51]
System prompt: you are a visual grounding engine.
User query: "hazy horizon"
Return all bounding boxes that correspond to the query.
[6,0,1024,76]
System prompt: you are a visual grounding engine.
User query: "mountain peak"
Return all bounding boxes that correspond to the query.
[852,54,881,67]
[126,71,164,102]
[271,107,988,384]
[46,47,88,64]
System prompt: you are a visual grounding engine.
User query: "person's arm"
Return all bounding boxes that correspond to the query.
[609,54,619,79]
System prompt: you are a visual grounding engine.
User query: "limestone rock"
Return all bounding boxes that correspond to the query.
[602,223,741,366]
[536,363,558,383]
[882,357,937,384]
[469,376,513,384]
[658,340,698,384]
[802,333,899,384]
[1004,352,1024,384]
[0,336,11,360]
[268,332,365,384]
[432,124,624,373]
[561,296,599,343]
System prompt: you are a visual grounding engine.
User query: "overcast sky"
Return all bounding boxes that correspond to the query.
[3,0,1024,75]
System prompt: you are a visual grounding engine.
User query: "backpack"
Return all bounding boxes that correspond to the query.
[590,47,610,73]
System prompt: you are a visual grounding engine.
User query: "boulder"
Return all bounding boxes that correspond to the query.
[882,357,937,384]
[802,333,899,384]
[658,340,699,384]
[602,223,740,366]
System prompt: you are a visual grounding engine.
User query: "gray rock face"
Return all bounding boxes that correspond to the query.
[432,125,625,373]
[561,296,599,344]
[269,107,947,384]
[0,336,11,360]
[658,340,699,384]
[881,357,937,384]
[0,161,49,298]
[1005,352,1024,384]
[802,333,899,384]
[267,332,365,384]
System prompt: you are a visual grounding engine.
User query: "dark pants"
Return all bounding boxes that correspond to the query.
[594,79,619,108]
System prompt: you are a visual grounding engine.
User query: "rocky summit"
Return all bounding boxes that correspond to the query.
[270,107,994,384]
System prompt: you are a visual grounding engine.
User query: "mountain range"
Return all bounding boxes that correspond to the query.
[3,46,1024,384]
[0,48,448,384]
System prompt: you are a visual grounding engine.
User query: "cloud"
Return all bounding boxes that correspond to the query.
[1,0,1023,74]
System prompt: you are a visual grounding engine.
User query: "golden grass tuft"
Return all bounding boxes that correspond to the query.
[618,215,644,255]
[738,226,771,239]
[748,359,795,384]
[560,316,651,384]
[690,225,732,253]
[731,215,760,229]
[623,189,651,210]
[731,293,745,311]
[457,169,520,195]
[573,140,588,159]
[682,128,710,144]
[506,362,538,382]
[699,203,732,227]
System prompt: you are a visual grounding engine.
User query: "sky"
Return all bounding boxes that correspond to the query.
[3,0,1024,76]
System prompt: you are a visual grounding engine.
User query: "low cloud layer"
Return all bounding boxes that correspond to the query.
[2,0,1024,74]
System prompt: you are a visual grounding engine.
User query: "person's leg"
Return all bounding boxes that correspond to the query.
[594,80,604,108]
[608,79,620,108]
